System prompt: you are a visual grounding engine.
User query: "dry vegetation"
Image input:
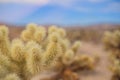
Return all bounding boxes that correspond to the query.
[0,24,97,80]
[66,25,120,43]
[0,23,120,80]
[103,30,120,80]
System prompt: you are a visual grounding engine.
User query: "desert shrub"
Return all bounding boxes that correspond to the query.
[0,24,96,80]
[103,30,120,80]
[67,29,102,43]
[67,26,120,43]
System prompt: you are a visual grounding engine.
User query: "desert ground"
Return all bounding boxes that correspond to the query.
[78,42,112,80]
[31,42,112,80]
[32,42,112,80]
[0,24,119,80]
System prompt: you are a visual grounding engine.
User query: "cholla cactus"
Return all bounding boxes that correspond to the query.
[103,30,120,80]
[103,30,120,50]
[21,23,37,41]
[0,24,95,80]
[10,38,25,62]
[59,39,70,54]
[71,41,81,53]
[42,33,62,69]
[26,41,43,75]
[0,26,10,56]
[34,27,46,43]
[21,24,46,44]
[62,50,75,66]
[48,25,58,34]
[0,52,10,68]
[72,55,95,70]
[0,53,10,78]
[3,74,21,80]
[58,28,66,38]
[0,50,20,80]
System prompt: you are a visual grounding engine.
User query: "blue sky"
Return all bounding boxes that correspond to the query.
[0,0,120,26]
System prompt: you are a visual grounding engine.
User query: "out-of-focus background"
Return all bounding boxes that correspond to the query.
[0,0,120,25]
[0,0,120,80]
[0,0,120,42]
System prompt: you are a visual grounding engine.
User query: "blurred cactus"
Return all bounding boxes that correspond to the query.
[34,27,46,43]
[21,23,37,41]
[42,33,62,68]
[103,30,120,80]
[71,41,81,53]
[10,39,25,62]
[4,74,21,80]
[62,50,75,66]
[0,24,95,80]
[72,55,95,71]
[0,26,10,56]
[26,41,43,75]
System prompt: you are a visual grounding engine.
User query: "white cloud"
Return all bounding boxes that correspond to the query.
[0,0,91,12]
[88,0,107,3]
[49,0,79,7]
[0,0,113,13]
[0,0,109,5]
[102,2,120,13]
[0,0,49,5]
[49,0,90,12]
[0,4,40,23]
[0,0,80,6]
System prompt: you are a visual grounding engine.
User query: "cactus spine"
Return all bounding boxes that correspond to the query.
[0,24,95,80]
[103,30,120,80]
[0,26,10,56]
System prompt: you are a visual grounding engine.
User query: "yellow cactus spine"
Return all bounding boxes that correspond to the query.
[42,33,62,68]
[10,39,26,80]
[103,30,120,50]
[112,30,120,47]
[60,39,70,53]
[48,25,58,34]
[0,65,9,78]
[62,50,75,66]
[10,39,25,62]
[103,31,111,42]
[103,30,120,80]
[0,24,92,80]
[73,55,95,70]
[72,41,81,53]
[34,27,46,43]
[0,51,12,78]
[26,23,37,32]
[4,74,21,80]
[20,30,32,41]
[26,41,43,75]
[0,51,10,69]
[0,26,10,56]
[58,28,66,38]
[21,23,37,41]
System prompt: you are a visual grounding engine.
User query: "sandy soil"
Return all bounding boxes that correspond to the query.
[32,42,112,80]
[78,42,112,80]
